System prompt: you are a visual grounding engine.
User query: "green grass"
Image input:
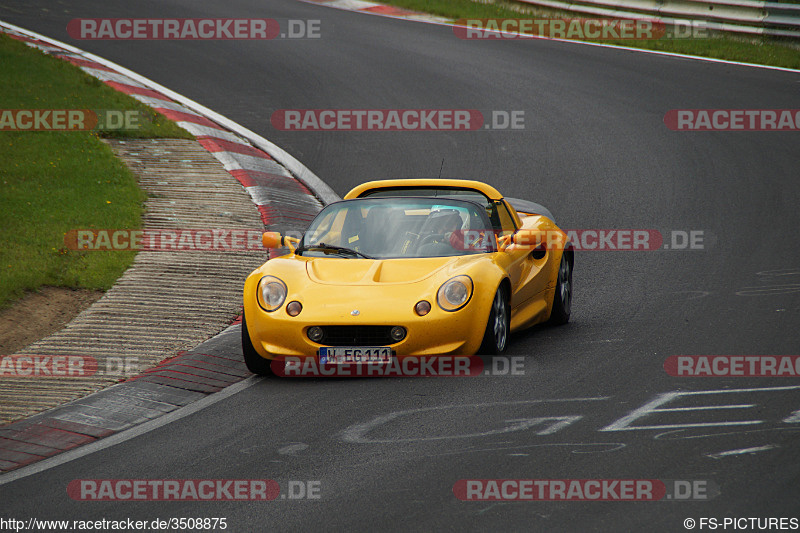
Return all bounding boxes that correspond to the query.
[0,34,192,139]
[382,0,800,70]
[0,32,192,309]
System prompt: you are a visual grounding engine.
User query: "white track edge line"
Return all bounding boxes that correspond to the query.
[304,0,800,74]
[0,22,331,482]
[0,376,263,486]
[0,20,341,205]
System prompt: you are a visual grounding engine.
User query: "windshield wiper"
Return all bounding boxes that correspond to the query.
[297,242,374,259]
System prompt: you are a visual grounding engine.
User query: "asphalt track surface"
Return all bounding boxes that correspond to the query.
[2,0,800,530]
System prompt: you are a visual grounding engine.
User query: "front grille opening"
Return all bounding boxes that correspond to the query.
[315,326,396,346]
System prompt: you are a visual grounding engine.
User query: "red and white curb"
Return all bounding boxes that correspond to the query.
[0,21,340,230]
[0,21,339,475]
[0,327,259,482]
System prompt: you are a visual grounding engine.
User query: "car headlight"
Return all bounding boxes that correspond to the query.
[437,275,473,312]
[257,276,287,312]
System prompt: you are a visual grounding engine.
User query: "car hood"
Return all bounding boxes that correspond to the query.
[305,255,482,285]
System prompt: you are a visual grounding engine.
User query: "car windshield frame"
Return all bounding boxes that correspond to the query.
[357,186,518,235]
[297,196,498,259]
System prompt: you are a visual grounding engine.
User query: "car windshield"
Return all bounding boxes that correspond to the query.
[298,197,497,259]
[358,186,516,235]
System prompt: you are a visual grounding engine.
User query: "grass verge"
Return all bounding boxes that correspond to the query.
[0,32,193,309]
[380,0,800,70]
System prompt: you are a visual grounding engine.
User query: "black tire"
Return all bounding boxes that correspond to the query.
[548,251,572,325]
[242,313,273,375]
[479,284,510,355]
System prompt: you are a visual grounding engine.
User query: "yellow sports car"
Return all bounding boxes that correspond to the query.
[241,179,572,375]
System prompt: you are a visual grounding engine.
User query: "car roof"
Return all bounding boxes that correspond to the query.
[343,179,504,201]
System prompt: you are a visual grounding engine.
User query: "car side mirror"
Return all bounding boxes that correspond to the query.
[262,232,283,248]
[262,232,300,252]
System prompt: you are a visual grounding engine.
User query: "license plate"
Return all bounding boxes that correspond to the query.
[319,347,392,364]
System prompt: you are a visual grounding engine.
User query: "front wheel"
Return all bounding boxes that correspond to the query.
[548,252,572,325]
[479,285,510,355]
[241,313,273,376]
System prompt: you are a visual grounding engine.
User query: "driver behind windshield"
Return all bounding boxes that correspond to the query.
[415,209,464,256]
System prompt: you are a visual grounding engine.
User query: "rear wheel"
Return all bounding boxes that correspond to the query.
[479,285,510,355]
[548,252,572,325]
[242,313,273,375]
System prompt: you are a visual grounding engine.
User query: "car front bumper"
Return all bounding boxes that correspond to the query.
[244,288,492,358]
